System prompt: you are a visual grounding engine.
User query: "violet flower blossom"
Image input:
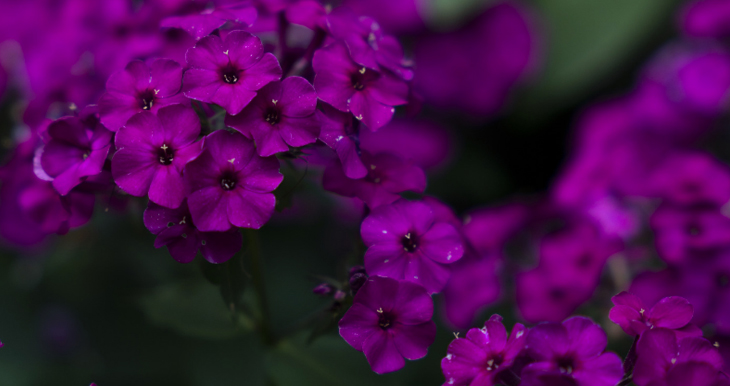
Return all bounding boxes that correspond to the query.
[360,199,464,294]
[183,130,283,232]
[318,102,368,179]
[98,59,188,132]
[322,151,426,209]
[312,42,408,131]
[225,76,320,157]
[338,276,436,374]
[522,317,623,386]
[161,3,258,40]
[633,328,724,386]
[183,31,282,115]
[112,104,203,209]
[40,114,113,196]
[609,292,701,338]
[441,314,527,386]
[650,204,730,264]
[144,200,242,264]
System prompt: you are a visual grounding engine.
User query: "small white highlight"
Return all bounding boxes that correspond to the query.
[223,50,229,55]
[228,158,236,164]
[446,354,452,360]
[516,330,524,338]
[382,230,387,234]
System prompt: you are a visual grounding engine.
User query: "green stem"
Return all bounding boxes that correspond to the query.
[246,229,275,345]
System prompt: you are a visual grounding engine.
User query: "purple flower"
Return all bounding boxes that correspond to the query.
[322,151,426,208]
[441,314,527,386]
[318,102,367,179]
[183,130,283,232]
[360,199,464,294]
[312,42,408,131]
[645,362,730,386]
[633,328,724,386]
[338,276,436,374]
[112,104,203,209]
[647,152,730,206]
[609,292,701,338]
[681,0,730,38]
[161,3,258,40]
[40,114,113,196]
[183,31,282,115]
[342,0,426,35]
[651,204,730,264]
[143,200,242,264]
[98,59,189,132]
[516,269,595,324]
[225,76,320,156]
[522,317,623,386]
[18,177,95,236]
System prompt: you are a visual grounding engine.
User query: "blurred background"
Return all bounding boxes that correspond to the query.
[0,0,708,384]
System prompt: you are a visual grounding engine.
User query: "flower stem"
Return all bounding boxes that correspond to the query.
[617,335,640,386]
[246,229,275,345]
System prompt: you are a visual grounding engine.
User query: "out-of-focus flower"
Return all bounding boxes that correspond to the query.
[161,2,258,40]
[338,276,436,374]
[342,0,425,35]
[609,292,700,338]
[360,199,463,294]
[441,314,527,386]
[318,103,367,179]
[225,76,320,156]
[650,204,730,264]
[183,31,282,115]
[184,130,282,231]
[681,0,730,38]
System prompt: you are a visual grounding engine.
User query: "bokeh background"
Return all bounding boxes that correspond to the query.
[0,0,706,384]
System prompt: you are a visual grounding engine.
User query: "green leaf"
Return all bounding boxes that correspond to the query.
[422,0,498,29]
[512,0,682,126]
[139,280,253,339]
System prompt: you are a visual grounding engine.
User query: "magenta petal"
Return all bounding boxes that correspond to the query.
[227,189,276,229]
[41,142,84,177]
[563,317,607,358]
[98,92,140,132]
[608,305,643,336]
[350,91,395,131]
[634,328,678,385]
[368,71,409,106]
[225,31,264,70]
[573,353,623,386]
[186,34,228,71]
[157,104,201,148]
[339,303,378,351]
[279,76,317,117]
[149,59,183,97]
[183,69,223,103]
[391,321,436,360]
[612,291,645,309]
[149,166,186,209]
[361,203,409,245]
[239,53,282,91]
[278,116,319,148]
[143,201,188,234]
[364,243,409,280]
[403,254,451,294]
[362,330,405,374]
[199,229,242,264]
[156,226,199,263]
[115,111,164,149]
[212,84,257,115]
[106,60,149,95]
[649,296,694,330]
[112,148,157,196]
[419,223,464,264]
[357,276,398,312]
[238,154,282,193]
[188,187,230,232]
[250,122,290,156]
[393,280,434,324]
[678,337,724,369]
[527,322,569,360]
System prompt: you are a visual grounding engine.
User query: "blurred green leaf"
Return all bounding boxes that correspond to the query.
[513,0,682,125]
[423,0,498,29]
[139,280,253,339]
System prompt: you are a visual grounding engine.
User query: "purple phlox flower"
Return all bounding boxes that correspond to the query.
[318,102,367,179]
[322,151,426,209]
[144,199,242,264]
[651,204,730,264]
[646,362,730,386]
[413,2,535,117]
[112,104,203,209]
[441,314,527,386]
[18,177,95,236]
[326,6,413,80]
[361,199,464,294]
[633,328,724,386]
[338,276,436,374]
[522,317,623,386]
[183,30,282,115]
[342,0,426,35]
[358,118,453,171]
[647,152,730,206]
[609,291,700,338]
[225,76,320,156]
[99,59,189,132]
[516,268,595,324]
[184,129,283,232]
[161,2,258,40]
[681,0,730,38]
[39,112,113,196]
[285,0,328,30]
[313,42,408,131]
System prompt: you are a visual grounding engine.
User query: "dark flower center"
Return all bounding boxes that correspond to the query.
[220,171,238,191]
[138,89,156,110]
[377,308,394,330]
[485,355,504,371]
[158,144,174,165]
[717,273,730,289]
[557,356,575,375]
[550,288,567,301]
[264,107,281,125]
[401,232,419,252]
[221,64,240,84]
[351,68,368,90]
[687,224,701,236]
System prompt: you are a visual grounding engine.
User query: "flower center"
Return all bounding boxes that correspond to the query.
[351,68,368,91]
[557,357,575,375]
[717,273,730,289]
[402,232,418,252]
[264,108,281,125]
[221,65,240,84]
[138,89,155,110]
[687,224,701,236]
[220,171,238,191]
[158,144,173,165]
[485,355,504,371]
[376,308,394,330]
